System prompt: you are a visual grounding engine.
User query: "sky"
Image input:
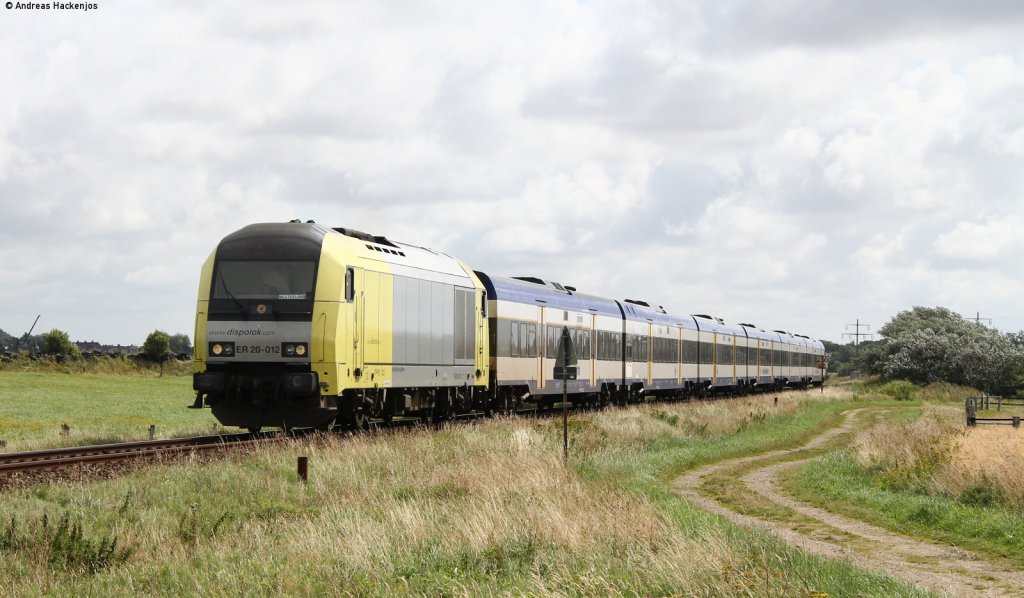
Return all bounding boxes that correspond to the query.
[2,1,1023,346]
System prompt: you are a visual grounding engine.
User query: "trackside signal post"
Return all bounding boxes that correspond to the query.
[816,355,828,395]
[554,326,578,460]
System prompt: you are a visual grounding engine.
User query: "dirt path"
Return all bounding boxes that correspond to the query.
[673,409,1024,597]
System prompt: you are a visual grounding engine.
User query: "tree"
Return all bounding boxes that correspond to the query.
[168,333,192,355]
[142,330,171,361]
[877,307,1024,394]
[42,328,80,356]
[821,339,886,377]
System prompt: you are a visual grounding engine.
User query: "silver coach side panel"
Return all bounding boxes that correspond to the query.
[363,241,478,389]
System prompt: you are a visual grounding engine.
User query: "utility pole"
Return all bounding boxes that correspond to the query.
[971,312,992,327]
[841,319,873,347]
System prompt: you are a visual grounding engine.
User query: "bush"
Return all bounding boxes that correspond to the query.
[880,379,917,401]
[959,480,1008,508]
[168,333,192,355]
[142,330,170,361]
[41,329,80,357]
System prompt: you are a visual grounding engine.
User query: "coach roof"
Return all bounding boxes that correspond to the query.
[475,272,622,317]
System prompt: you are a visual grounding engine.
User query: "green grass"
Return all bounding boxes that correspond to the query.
[783,449,1024,568]
[0,372,222,450]
[571,395,930,596]
[0,377,930,596]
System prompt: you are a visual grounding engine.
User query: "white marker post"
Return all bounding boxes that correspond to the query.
[554,326,578,461]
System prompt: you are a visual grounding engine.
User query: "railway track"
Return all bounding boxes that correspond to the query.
[0,432,278,476]
[1,387,816,478]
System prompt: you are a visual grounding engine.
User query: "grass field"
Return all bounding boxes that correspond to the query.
[0,372,223,451]
[782,398,1024,568]
[0,377,929,597]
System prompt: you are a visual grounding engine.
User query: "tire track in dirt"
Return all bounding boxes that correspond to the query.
[673,408,1024,597]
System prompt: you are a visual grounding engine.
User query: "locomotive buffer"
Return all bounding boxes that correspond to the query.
[554,326,578,460]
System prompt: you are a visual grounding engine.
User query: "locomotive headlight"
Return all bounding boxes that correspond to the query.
[281,342,308,358]
[209,342,235,357]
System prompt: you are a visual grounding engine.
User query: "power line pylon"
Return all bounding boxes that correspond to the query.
[842,318,873,347]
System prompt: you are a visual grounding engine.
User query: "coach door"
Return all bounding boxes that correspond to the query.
[646,322,653,386]
[538,306,547,390]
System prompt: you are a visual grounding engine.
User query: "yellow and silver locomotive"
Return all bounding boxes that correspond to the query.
[192,222,489,431]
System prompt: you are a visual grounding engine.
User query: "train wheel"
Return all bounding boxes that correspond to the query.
[351,410,369,431]
[246,427,262,435]
[317,418,337,432]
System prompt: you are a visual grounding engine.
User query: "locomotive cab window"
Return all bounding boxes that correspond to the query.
[213,260,315,300]
[345,268,354,302]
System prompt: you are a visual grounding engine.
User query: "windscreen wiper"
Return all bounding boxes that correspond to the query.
[216,268,247,315]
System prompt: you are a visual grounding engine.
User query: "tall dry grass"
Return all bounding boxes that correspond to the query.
[853,404,961,481]
[0,387,924,596]
[306,423,733,590]
[591,387,850,447]
[853,403,1024,506]
[129,418,736,595]
[941,427,1024,504]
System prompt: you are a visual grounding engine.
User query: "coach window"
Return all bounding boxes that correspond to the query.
[699,341,713,364]
[345,267,354,302]
[495,319,509,357]
[510,321,520,358]
[527,323,537,358]
[682,340,695,364]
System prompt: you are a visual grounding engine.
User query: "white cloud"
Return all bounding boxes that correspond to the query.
[934,216,1023,260]
[1,1,1023,343]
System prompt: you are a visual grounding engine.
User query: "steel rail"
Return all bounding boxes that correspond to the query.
[0,432,277,476]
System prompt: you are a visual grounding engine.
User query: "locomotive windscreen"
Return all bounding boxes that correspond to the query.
[213,260,316,300]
